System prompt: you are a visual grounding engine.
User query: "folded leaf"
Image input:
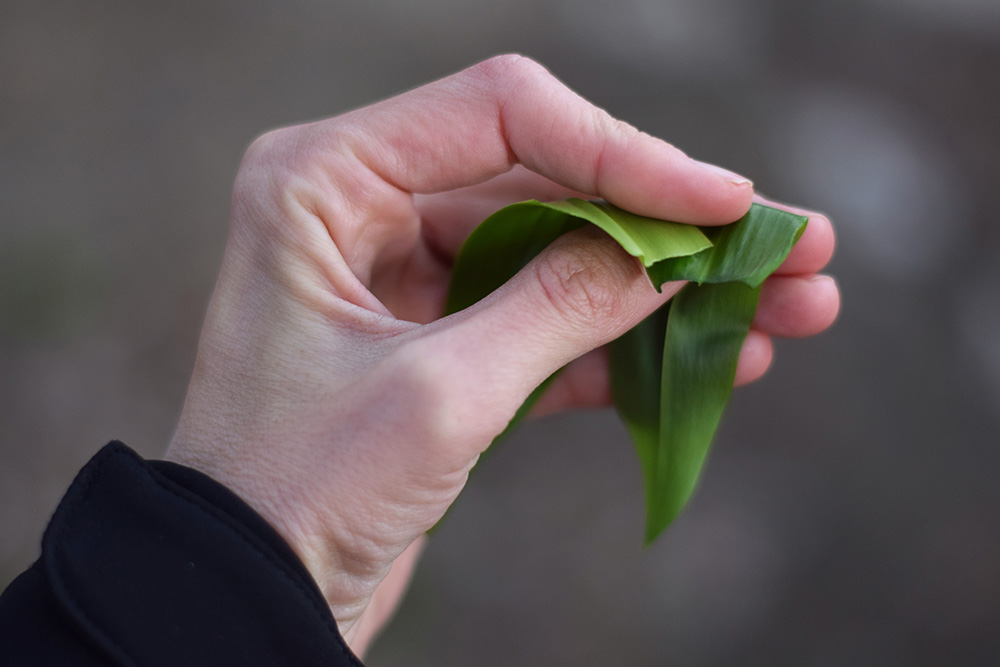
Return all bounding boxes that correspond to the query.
[445,199,711,314]
[613,282,761,544]
[646,204,807,289]
[446,199,807,543]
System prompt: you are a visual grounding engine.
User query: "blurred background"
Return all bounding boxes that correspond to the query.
[2,0,998,664]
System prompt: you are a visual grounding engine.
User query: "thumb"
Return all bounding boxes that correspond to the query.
[416,226,681,444]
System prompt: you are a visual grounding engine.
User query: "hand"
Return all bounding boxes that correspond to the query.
[166,55,838,655]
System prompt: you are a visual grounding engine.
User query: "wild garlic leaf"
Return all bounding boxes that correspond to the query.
[612,282,761,544]
[646,204,808,289]
[446,200,807,543]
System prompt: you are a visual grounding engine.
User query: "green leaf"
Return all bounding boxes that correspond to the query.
[608,283,766,544]
[646,204,807,289]
[445,199,807,543]
[608,305,669,489]
[445,199,711,314]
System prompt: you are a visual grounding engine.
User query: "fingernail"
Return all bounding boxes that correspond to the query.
[693,160,753,187]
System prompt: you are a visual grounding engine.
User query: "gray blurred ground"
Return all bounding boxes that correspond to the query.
[2,0,999,664]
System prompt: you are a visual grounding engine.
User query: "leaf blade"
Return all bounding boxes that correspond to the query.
[445,199,807,543]
[646,282,760,542]
[646,204,807,288]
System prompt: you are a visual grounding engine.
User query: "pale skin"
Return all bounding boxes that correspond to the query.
[166,55,839,656]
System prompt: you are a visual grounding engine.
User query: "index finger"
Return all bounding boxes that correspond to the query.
[330,55,754,226]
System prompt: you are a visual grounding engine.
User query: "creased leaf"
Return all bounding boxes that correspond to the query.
[444,199,711,314]
[646,204,807,289]
[445,199,807,543]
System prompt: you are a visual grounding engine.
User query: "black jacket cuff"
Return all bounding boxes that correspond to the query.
[0,441,363,666]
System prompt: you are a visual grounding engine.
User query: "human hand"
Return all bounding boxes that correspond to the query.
[166,55,838,655]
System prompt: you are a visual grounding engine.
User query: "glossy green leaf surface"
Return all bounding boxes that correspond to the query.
[612,283,761,543]
[445,199,711,314]
[645,204,807,289]
[446,200,807,543]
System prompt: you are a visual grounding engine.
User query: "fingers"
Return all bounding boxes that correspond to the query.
[529,348,612,417]
[416,166,590,261]
[418,183,837,273]
[495,271,840,415]
[778,213,835,275]
[754,195,836,275]
[733,330,774,386]
[755,275,840,337]
[736,273,839,385]
[338,55,753,224]
[417,199,836,436]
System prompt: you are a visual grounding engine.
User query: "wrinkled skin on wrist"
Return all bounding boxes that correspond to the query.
[166,55,838,655]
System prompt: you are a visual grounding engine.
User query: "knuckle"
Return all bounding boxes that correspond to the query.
[236,125,336,191]
[233,128,299,204]
[596,111,637,143]
[239,127,296,176]
[532,231,639,329]
[231,125,343,234]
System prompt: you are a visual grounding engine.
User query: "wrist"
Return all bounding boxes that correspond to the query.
[165,431,401,643]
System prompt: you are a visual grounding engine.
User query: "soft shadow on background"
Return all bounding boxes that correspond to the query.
[2,0,998,664]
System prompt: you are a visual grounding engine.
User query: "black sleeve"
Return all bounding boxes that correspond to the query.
[0,442,364,667]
